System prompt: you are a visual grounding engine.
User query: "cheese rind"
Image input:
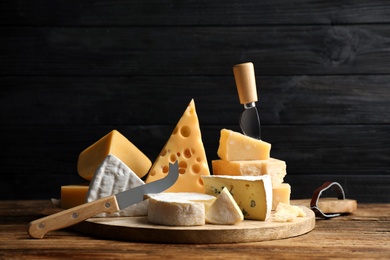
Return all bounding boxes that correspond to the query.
[77,130,151,181]
[86,154,148,217]
[146,193,216,226]
[60,183,89,209]
[205,187,244,225]
[201,175,272,221]
[212,158,286,188]
[217,129,271,161]
[145,99,210,193]
[272,183,291,210]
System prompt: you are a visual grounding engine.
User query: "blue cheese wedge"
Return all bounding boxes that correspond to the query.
[201,175,272,221]
[86,154,148,217]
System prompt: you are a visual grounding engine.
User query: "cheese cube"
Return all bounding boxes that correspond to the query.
[60,183,89,209]
[212,158,286,188]
[77,130,151,181]
[201,175,272,221]
[217,129,271,161]
[272,183,291,210]
[145,99,210,193]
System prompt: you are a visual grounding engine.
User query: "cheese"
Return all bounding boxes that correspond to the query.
[205,187,244,225]
[217,129,271,161]
[212,158,286,188]
[60,183,89,209]
[201,175,272,221]
[86,154,148,217]
[145,99,210,193]
[274,202,306,222]
[146,192,216,226]
[77,130,151,181]
[272,183,291,210]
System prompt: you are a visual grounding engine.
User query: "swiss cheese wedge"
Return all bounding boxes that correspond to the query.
[145,99,210,192]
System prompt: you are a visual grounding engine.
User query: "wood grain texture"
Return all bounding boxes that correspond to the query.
[0,200,389,259]
[0,1,389,202]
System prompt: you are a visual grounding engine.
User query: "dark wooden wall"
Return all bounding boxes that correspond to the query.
[1,1,389,202]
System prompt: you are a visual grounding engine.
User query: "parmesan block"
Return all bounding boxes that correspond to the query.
[217,129,271,161]
[205,187,244,225]
[202,175,272,221]
[145,99,210,193]
[86,154,148,217]
[60,183,89,209]
[212,158,286,188]
[272,183,291,210]
[78,130,151,181]
[146,193,216,226]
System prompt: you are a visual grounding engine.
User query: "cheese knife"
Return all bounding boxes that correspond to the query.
[28,161,179,239]
[233,62,261,140]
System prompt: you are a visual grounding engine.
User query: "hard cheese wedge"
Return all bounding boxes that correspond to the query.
[146,192,216,226]
[217,129,271,161]
[145,99,210,193]
[86,154,148,217]
[212,158,286,188]
[78,130,151,181]
[60,183,89,209]
[202,175,272,221]
[205,187,244,225]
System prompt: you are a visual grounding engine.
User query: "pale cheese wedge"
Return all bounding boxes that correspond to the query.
[86,154,148,217]
[205,187,244,225]
[146,193,216,226]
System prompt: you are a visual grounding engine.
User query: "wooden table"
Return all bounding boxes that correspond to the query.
[1,200,389,259]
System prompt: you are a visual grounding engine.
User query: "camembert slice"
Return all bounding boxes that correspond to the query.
[205,187,244,225]
[145,99,210,193]
[202,175,272,221]
[146,193,216,226]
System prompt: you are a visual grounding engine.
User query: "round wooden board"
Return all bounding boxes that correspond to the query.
[72,206,315,244]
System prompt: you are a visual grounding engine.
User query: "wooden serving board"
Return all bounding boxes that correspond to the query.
[72,206,315,244]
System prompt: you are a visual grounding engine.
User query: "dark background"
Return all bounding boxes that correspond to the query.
[1,1,389,202]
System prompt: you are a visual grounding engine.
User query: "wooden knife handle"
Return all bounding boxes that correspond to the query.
[233,62,258,104]
[28,195,119,239]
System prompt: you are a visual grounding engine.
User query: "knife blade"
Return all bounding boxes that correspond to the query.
[233,62,261,140]
[28,161,179,239]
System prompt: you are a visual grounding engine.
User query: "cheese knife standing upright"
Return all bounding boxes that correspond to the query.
[233,62,261,140]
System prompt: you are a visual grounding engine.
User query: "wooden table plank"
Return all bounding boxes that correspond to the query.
[0,201,389,259]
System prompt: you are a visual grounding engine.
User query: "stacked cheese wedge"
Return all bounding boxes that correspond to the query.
[212,129,291,211]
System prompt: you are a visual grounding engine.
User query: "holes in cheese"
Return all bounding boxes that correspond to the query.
[217,129,271,161]
[77,130,151,181]
[202,175,273,221]
[146,193,216,226]
[212,158,287,188]
[145,99,210,193]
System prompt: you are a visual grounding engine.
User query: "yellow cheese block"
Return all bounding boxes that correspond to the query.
[60,183,89,209]
[212,158,286,188]
[145,99,210,193]
[272,183,291,210]
[217,129,271,161]
[77,130,151,181]
[202,175,272,221]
